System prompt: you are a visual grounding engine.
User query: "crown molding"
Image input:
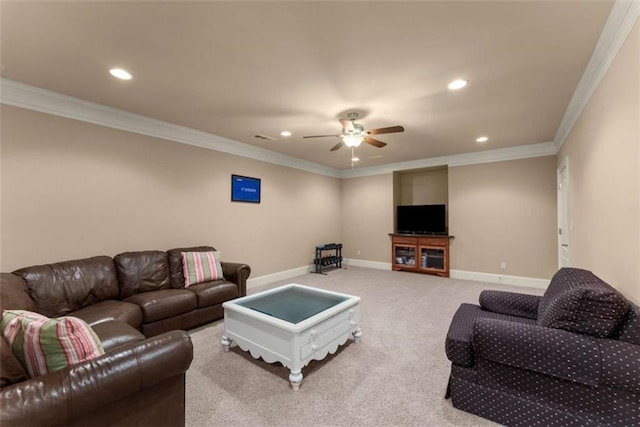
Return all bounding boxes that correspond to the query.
[554,0,640,150]
[1,78,560,179]
[338,142,558,178]
[0,79,342,178]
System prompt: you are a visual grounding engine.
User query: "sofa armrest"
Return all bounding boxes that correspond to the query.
[0,330,193,427]
[479,290,540,319]
[221,262,251,297]
[473,318,600,386]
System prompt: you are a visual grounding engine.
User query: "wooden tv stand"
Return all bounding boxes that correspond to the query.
[389,234,451,277]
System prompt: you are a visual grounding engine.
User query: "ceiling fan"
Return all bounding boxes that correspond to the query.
[303,113,404,151]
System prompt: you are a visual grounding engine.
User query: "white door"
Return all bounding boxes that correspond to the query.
[557,157,570,268]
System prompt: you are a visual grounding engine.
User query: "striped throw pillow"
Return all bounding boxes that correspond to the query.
[181,251,223,287]
[1,310,105,378]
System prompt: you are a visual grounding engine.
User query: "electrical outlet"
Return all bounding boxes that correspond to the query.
[501,262,507,270]
[357,250,361,255]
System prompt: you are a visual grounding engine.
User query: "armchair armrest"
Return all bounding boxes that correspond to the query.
[0,330,193,427]
[479,290,541,319]
[473,318,600,386]
[599,339,640,393]
[221,262,251,297]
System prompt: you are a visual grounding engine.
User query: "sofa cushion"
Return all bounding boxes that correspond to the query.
[91,321,146,353]
[167,246,216,289]
[446,303,535,367]
[114,251,171,299]
[182,251,224,287]
[185,280,238,308]
[13,256,119,318]
[537,268,629,337]
[69,300,143,328]
[1,310,104,378]
[124,289,197,323]
[1,336,28,386]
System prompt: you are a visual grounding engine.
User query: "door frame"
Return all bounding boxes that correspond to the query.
[557,156,570,268]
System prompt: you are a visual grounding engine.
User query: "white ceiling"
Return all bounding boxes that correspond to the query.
[0,1,614,170]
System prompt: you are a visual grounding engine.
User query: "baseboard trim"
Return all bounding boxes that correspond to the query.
[450,269,549,289]
[246,265,312,290]
[343,258,392,270]
[246,263,549,290]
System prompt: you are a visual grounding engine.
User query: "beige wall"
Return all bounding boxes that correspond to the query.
[448,156,558,279]
[558,22,639,304]
[0,106,341,278]
[341,174,393,263]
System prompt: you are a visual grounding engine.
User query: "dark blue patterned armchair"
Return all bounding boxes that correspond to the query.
[445,267,640,426]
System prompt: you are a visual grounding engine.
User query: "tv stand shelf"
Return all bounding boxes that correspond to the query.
[389,234,452,277]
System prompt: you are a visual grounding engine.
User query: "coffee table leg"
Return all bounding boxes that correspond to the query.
[221,335,232,352]
[289,370,303,390]
[352,328,362,343]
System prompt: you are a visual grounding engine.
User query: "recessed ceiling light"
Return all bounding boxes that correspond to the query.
[476,136,489,143]
[351,156,360,162]
[109,68,132,80]
[448,79,468,90]
[280,131,292,137]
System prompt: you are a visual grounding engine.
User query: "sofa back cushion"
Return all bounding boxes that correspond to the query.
[0,273,36,313]
[167,246,216,289]
[13,256,119,318]
[537,268,629,337]
[115,251,171,299]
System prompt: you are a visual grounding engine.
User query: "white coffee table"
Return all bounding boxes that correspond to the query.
[221,283,361,390]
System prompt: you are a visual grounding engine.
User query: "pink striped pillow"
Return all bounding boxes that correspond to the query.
[1,310,104,378]
[181,251,223,287]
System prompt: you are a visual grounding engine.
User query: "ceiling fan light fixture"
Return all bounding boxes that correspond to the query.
[343,135,363,147]
[280,130,292,137]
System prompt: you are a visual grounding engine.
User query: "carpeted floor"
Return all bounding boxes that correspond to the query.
[186,266,544,426]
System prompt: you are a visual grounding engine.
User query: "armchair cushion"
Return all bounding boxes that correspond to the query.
[473,318,600,386]
[537,268,629,338]
[479,290,541,319]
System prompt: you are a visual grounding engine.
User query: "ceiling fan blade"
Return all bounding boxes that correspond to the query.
[367,125,404,135]
[303,134,341,139]
[330,141,345,151]
[364,136,387,148]
[340,119,355,132]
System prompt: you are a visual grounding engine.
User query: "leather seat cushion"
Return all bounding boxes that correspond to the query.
[124,289,197,323]
[91,321,145,352]
[446,303,535,367]
[186,280,238,308]
[70,299,143,328]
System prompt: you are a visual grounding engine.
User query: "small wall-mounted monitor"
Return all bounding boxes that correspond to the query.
[231,174,261,203]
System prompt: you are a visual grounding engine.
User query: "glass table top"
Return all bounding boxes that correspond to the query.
[237,286,349,324]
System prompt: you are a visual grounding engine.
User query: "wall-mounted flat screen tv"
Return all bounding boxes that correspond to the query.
[397,204,446,235]
[231,174,261,203]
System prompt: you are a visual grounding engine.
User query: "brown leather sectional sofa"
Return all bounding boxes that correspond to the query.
[0,245,251,427]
